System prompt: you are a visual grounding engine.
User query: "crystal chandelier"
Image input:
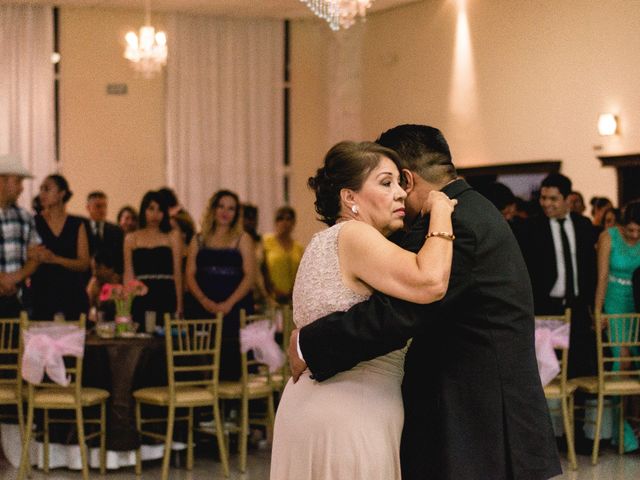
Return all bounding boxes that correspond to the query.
[301,0,375,31]
[124,0,167,78]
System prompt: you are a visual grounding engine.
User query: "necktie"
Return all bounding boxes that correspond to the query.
[557,218,575,302]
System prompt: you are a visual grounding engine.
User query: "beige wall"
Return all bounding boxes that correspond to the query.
[59,7,166,222]
[290,0,640,244]
[56,2,640,242]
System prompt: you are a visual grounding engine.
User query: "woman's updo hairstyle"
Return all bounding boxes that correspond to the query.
[46,174,73,203]
[308,141,402,226]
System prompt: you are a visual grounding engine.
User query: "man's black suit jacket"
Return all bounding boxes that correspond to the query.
[86,220,125,274]
[299,179,561,480]
[521,212,597,378]
[521,213,596,315]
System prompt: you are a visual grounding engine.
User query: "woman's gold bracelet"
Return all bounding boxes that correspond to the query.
[426,231,455,241]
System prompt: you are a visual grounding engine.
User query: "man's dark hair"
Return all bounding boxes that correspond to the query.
[157,187,178,209]
[376,124,456,184]
[87,190,107,202]
[476,182,516,212]
[540,173,572,198]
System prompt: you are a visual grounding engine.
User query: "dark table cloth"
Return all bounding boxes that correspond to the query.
[83,335,166,450]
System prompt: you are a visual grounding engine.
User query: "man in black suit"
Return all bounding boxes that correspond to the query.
[521,174,597,378]
[86,191,124,274]
[288,125,560,480]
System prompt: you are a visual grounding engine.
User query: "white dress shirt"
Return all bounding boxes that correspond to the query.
[549,215,579,298]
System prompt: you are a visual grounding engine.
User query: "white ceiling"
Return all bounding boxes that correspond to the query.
[2,0,420,19]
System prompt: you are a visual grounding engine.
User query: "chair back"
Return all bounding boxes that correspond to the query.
[20,314,87,400]
[163,313,223,391]
[535,309,571,389]
[0,315,21,381]
[239,309,278,390]
[595,312,640,386]
[280,305,294,353]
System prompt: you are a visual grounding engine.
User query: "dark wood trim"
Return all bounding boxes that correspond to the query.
[597,153,640,206]
[457,160,561,177]
[597,153,640,167]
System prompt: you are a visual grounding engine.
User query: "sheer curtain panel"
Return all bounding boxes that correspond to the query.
[0,5,56,208]
[166,15,284,230]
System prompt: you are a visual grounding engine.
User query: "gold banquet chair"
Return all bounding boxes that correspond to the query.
[572,312,640,465]
[536,309,577,470]
[218,308,276,473]
[270,305,294,392]
[0,316,24,439]
[18,314,109,480]
[133,313,229,480]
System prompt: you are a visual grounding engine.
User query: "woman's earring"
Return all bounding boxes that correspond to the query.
[351,204,359,215]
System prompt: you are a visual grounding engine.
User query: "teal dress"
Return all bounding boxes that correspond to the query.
[604,226,640,314]
[603,226,640,451]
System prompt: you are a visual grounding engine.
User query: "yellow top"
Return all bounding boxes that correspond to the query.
[263,233,304,301]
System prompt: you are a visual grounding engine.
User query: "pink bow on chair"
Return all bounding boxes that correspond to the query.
[534,321,570,387]
[239,319,285,373]
[21,326,85,386]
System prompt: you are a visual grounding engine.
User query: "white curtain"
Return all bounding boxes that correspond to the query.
[166,15,284,232]
[0,5,56,209]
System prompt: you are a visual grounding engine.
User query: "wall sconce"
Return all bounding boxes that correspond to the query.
[598,113,619,136]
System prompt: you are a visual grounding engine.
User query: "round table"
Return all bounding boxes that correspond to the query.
[83,334,166,451]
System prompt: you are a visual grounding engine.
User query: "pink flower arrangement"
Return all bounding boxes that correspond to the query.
[99,280,148,317]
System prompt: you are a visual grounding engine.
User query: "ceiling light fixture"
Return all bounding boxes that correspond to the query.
[301,0,375,31]
[124,0,167,78]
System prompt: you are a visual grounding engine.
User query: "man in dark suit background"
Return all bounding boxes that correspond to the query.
[288,125,560,480]
[86,191,124,275]
[521,173,597,378]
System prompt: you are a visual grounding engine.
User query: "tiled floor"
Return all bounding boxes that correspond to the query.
[1,448,639,479]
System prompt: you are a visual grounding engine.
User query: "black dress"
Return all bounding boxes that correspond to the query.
[131,246,177,326]
[187,236,253,381]
[31,215,89,320]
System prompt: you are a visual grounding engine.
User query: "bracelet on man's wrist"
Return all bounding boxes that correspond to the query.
[425,231,455,241]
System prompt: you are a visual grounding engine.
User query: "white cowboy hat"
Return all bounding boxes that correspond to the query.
[0,154,33,178]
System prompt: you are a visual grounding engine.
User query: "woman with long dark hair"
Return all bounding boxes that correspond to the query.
[31,174,90,319]
[124,190,183,325]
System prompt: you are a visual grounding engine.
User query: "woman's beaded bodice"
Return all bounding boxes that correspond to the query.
[293,222,406,377]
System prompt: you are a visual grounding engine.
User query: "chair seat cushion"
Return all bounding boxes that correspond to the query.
[572,375,640,394]
[0,385,18,403]
[218,378,273,398]
[133,386,217,406]
[544,378,578,397]
[31,387,109,407]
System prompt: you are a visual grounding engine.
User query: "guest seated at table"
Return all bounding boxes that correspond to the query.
[185,190,256,381]
[263,206,304,306]
[124,190,183,326]
[117,205,138,234]
[30,174,90,320]
[87,249,121,321]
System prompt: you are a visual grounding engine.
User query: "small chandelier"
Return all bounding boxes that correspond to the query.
[301,0,375,31]
[124,0,167,78]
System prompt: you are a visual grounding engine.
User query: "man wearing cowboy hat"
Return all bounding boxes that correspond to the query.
[0,154,41,316]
